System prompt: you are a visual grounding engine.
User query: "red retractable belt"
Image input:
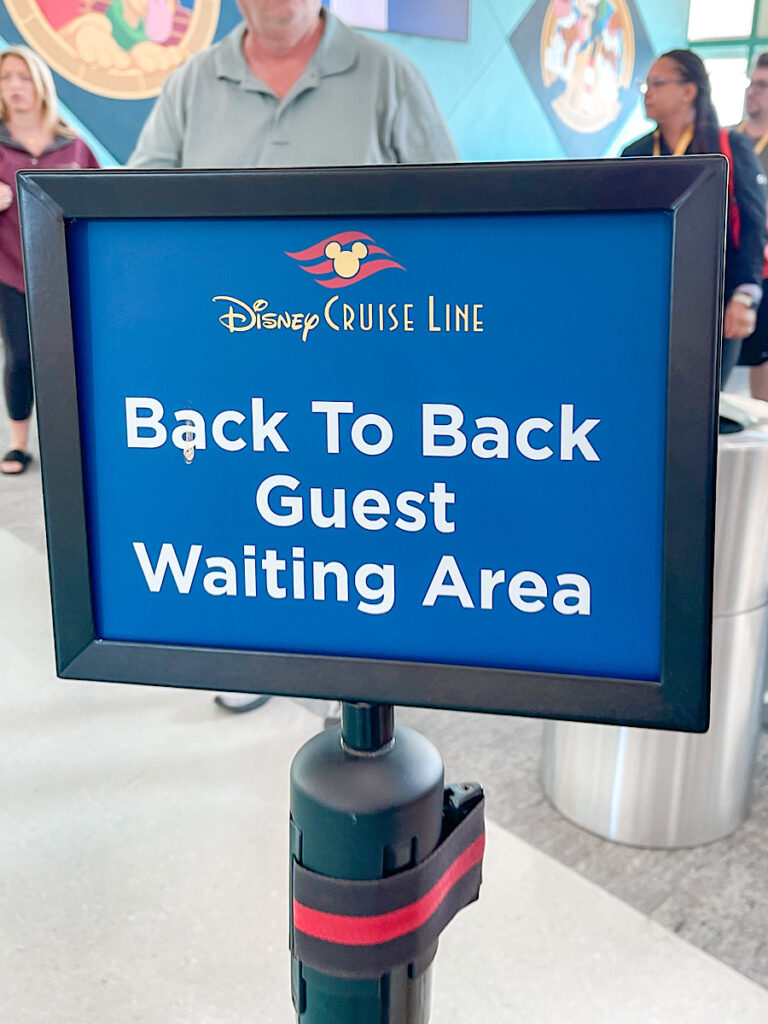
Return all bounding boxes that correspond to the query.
[291,792,485,978]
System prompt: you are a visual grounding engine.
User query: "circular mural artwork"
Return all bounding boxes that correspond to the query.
[4,0,220,99]
[540,0,635,134]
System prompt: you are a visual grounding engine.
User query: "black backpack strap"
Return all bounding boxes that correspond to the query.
[291,785,485,979]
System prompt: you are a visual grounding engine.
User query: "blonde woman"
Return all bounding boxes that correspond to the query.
[0,46,98,475]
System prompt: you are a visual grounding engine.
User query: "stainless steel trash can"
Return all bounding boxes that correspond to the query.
[542,426,768,847]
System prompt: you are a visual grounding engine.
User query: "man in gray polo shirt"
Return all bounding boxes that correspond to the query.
[128,0,457,168]
[129,0,455,714]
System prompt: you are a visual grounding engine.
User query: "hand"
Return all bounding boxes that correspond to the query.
[0,182,13,212]
[724,297,757,340]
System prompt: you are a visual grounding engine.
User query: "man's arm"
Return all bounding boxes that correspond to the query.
[127,68,187,168]
[729,130,768,292]
[390,62,457,164]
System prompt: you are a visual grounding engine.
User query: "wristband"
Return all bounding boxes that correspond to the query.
[731,292,758,310]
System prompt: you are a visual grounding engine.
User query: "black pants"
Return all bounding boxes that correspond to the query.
[738,276,768,366]
[0,281,32,422]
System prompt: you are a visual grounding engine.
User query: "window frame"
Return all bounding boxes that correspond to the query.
[689,0,768,68]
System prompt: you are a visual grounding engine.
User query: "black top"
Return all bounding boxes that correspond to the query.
[622,129,767,298]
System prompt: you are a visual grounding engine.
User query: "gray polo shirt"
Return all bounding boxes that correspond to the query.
[128,12,457,169]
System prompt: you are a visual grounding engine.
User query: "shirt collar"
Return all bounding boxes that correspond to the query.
[313,10,358,77]
[214,10,358,92]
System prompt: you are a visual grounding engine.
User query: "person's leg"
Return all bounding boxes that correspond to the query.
[0,283,33,473]
[739,284,768,398]
[2,417,31,472]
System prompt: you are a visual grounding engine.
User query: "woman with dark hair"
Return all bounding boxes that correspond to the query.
[622,49,767,385]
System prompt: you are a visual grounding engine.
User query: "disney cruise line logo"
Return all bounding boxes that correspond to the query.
[286,231,405,289]
[4,0,219,99]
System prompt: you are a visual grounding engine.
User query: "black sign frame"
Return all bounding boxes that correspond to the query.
[18,159,725,730]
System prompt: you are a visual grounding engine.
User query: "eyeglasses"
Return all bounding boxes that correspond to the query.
[638,77,685,94]
[747,79,768,91]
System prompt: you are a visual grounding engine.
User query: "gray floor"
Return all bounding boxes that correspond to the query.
[4,553,766,1024]
[400,706,768,989]
[2,419,768,994]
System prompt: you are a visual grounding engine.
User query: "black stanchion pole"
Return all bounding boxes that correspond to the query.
[289,701,445,1023]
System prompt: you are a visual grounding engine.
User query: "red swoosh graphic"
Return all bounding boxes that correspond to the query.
[301,260,334,275]
[314,259,405,289]
[298,247,392,276]
[286,232,374,261]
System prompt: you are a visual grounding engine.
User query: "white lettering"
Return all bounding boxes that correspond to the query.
[516,418,553,461]
[251,398,289,452]
[422,555,474,608]
[355,563,395,615]
[553,573,592,615]
[350,413,393,456]
[422,404,467,457]
[352,490,390,531]
[133,542,201,593]
[203,557,238,595]
[212,410,246,452]
[472,416,509,459]
[256,475,302,526]
[312,400,354,453]
[508,572,547,612]
[126,398,166,449]
[171,409,206,451]
[560,405,600,462]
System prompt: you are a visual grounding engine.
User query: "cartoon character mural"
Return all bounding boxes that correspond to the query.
[3,0,219,98]
[541,0,634,134]
[5,1,468,102]
[36,0,184,74]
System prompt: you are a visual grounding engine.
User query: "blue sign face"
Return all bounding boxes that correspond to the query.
[67,211,670,682]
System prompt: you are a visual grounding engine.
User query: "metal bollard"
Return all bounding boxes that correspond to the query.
[541,426,768,846]
[289,702,445,1023]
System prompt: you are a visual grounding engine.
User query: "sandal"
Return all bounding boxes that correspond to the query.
[0,449,31,475]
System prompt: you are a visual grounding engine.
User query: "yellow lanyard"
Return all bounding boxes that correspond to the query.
[736,120,768,155]
[652,124,694,156]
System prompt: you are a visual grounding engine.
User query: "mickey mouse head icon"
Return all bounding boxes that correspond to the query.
[325,240,369,279]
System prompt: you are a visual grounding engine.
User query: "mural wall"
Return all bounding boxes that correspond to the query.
[0,0,689,165]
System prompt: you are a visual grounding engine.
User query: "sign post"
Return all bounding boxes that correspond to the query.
[290,701,447,1023]
[19,158,726,1021]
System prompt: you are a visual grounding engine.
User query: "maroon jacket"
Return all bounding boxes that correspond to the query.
[0,124,99,293]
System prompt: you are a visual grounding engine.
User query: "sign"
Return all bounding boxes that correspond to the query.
[18,160,724,728]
